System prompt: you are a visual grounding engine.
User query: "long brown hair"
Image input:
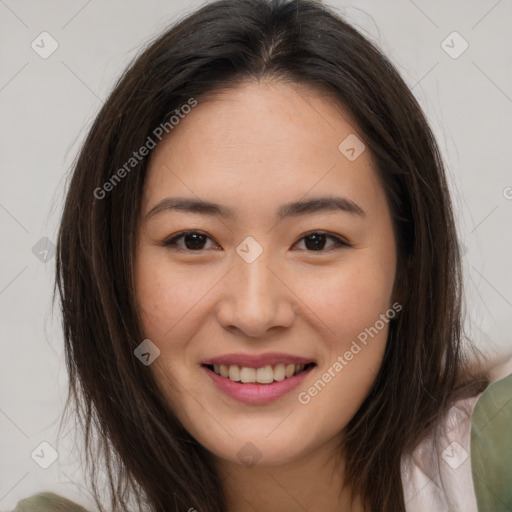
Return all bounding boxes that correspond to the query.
[54,1,489,510]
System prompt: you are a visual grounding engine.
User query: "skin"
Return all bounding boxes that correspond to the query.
[134,80,398,512]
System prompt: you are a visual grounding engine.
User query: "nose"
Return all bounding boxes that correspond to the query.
[215,249,296,338]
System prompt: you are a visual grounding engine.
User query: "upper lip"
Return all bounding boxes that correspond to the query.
[202,352,315,368]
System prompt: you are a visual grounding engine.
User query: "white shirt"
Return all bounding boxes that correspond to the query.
[401,392,481,512]
[401,354,512,512]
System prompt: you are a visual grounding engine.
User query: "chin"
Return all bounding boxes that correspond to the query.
[193,418,323,468]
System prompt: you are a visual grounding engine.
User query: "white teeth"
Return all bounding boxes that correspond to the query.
[219,364,229,378]
[210,362,312,383]
[228,365,241,382]
[285,363,296,378]
[256,365,274,384]
[240,367,256,383]
[273,363,286,381]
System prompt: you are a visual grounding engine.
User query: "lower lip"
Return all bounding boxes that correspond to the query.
[202,365,314,404]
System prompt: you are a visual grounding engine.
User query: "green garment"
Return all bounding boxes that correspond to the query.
[471,371,512,512]
[10,492,89,511]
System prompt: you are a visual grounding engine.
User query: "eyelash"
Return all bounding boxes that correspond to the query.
[161,230,351,253]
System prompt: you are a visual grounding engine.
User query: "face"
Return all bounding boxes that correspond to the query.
[134,80,397,468]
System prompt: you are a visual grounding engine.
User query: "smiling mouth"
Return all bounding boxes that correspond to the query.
[203,362,316,384]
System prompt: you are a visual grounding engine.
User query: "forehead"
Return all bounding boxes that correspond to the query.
[142,80,385,220]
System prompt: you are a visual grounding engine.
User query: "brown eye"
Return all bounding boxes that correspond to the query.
[294,232,349,252]
[162,230,350,253]
[162,231,218,251]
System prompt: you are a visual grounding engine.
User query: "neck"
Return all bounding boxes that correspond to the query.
[215,434,365,512]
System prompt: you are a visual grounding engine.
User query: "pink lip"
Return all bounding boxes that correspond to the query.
[202,352,315,368]
[202,364,315,405]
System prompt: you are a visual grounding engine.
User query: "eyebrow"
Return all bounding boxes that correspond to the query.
[145,195,366,222]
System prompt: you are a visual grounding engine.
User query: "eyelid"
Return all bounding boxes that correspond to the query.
[161,230,352,251]
[292,230,352,250]
[161,230,220,251]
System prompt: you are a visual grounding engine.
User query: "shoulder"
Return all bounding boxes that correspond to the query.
[471,366,512,511]
[401,391,482,512]
[401,355,512,512]
[11,492,90,512]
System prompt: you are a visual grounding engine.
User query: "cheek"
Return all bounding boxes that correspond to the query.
[297,256,395,346]
[134,255,203,407]
[136,270,176,340]
[135,250,205,341]
[294,271,392,436]
[292,251,395,417]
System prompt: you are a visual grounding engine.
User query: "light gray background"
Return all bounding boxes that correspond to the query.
[1,0,511,510]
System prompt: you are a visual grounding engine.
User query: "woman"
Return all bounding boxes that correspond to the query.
[15,0,511,510]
